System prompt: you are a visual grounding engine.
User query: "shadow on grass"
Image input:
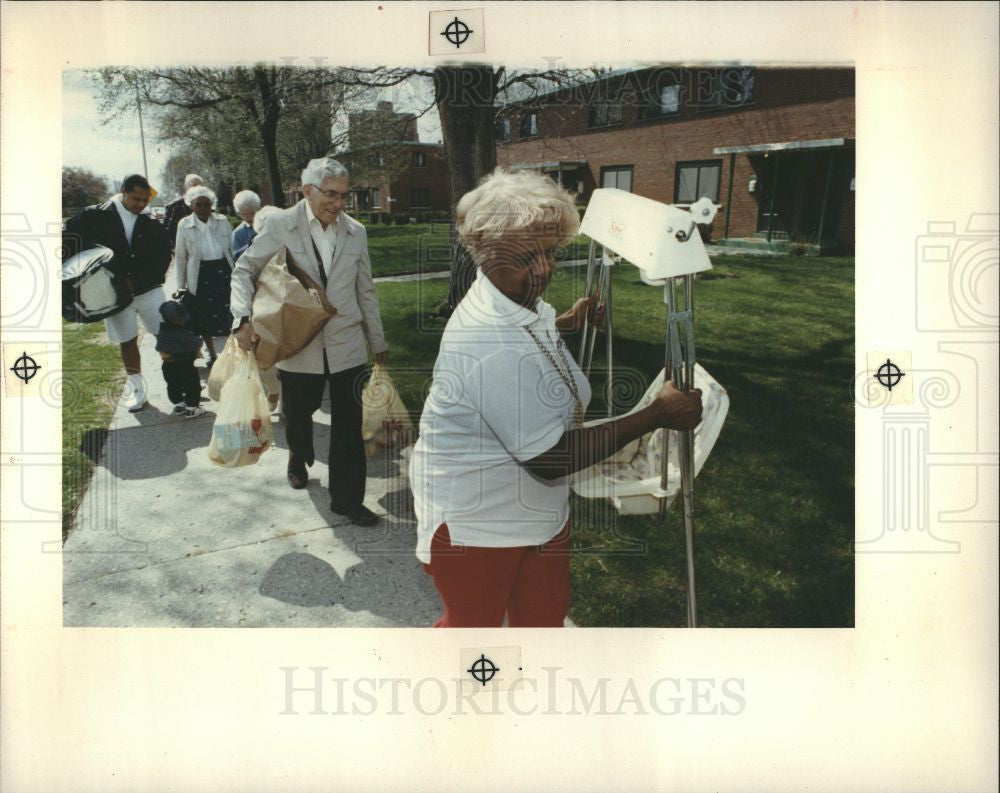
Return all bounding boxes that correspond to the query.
[566,288,854,627]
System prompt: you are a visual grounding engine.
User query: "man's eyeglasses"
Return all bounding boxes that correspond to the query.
[308,184,349,200]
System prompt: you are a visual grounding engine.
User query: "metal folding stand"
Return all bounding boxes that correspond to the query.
[576,190,718,628]
[578,240,615,417]
[661,274,698,626]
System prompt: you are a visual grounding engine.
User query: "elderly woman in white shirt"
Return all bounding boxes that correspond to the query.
[410,169,704,628]
[174,185,235,365]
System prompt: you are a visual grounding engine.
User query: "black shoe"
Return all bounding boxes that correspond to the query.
[329,502,379,527]
[287,466,308,489]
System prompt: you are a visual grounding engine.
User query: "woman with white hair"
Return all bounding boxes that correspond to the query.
[410,168,704,627]
[232,189,262,260]
[174,184,235,365]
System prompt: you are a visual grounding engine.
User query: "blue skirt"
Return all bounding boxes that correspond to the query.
[194,258,234,337]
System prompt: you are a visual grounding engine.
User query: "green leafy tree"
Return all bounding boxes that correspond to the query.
[62,166,108,211]
[92,66,373,208]
[160,151,208,198]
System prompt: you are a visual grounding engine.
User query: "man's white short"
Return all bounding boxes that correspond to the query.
[103,286,166,343]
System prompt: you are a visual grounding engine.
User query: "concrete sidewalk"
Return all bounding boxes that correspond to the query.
[63,313,440,627]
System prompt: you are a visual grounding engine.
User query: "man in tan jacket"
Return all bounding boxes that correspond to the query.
[230,157,389,526]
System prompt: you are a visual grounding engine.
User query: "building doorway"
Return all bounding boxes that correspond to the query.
[752,147,852,244]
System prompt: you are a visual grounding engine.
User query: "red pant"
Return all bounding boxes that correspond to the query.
[422,522,571,627]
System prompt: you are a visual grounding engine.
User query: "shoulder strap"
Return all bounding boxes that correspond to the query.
[309,238,329,289]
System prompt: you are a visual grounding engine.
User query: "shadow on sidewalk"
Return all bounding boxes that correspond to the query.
[255,427,437,626]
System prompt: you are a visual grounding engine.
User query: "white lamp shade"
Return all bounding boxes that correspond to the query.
[580,188,713,280]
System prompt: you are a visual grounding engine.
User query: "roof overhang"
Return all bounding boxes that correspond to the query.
[713,137,846,155]
[509,160,587,172]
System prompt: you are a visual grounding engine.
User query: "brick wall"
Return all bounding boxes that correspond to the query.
[385,145,450,214]
[497,68,855,249]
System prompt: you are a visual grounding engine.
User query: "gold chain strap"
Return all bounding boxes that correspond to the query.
[523,326,584,428]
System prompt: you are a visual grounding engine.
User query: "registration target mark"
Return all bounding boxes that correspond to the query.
[429,9,485,55]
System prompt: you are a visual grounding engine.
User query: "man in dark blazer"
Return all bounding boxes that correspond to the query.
[63,174,171,411]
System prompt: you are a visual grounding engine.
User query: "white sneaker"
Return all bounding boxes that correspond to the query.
[185,405,206,418]
[171,403,187,416]
[125,374,147,412]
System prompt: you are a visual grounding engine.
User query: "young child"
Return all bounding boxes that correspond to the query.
[156,300,205,417]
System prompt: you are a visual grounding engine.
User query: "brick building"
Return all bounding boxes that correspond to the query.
[338,101,451,219]
[496,67,855,252]
[348,141,450,217]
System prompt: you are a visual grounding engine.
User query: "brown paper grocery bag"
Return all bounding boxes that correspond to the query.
[251,249,336,370]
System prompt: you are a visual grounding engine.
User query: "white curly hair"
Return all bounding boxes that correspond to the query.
[456,168,579,263]
[233,189,262,213]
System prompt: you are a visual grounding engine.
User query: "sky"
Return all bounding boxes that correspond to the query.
[62,70,442,200]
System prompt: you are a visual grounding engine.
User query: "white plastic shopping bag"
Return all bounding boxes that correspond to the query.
[361,363,414,456]
[208,349,274,467]
[206,335,240,402]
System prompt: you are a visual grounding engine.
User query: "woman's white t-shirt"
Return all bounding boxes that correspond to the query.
[410,271,592,563]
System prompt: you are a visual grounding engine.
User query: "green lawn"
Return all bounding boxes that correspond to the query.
[223,218,593,278]
[365,223,593,277]
[366,223,451,277]
[378,254,855,627]
[62,252,854,627]
[61,320,127,540]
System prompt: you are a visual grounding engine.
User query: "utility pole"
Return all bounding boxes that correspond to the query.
[136,86,148,179]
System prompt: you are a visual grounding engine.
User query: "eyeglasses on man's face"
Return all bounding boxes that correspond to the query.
[309,184,349,200]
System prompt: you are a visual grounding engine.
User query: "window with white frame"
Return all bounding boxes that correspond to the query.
[495,117,511,142]
[600,165,633,193]
[520,111,538,138]
[675,161,722,203]
[642,84,681,118]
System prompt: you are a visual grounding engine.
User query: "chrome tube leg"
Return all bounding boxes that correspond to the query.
[681,275,698,627]
[680,427,698,627]
[662,275,698,627]
[584,256,606,377]
[604,251,614,417]
[684,274,696,394]
[659,281,675,517]
[578,239,597,364]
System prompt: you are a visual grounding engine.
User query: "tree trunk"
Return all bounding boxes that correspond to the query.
[260,119,284,209]
[215,179,233,214]
[433,66,498,313]
[255,66,286,208]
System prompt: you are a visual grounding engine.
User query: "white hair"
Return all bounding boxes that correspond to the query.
[184,185,217,208]
[233,190,262,212]
[456,168,580,259]
[252,205,280,233]
[301,157,349,188]
[183,173,204,189]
